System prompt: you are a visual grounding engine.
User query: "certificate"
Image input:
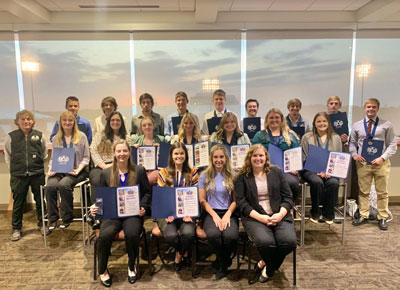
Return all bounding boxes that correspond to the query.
[194,141,209,168]
[361,139,384,163]
[171,116,183,135]
[304,145,350,178]
[131,146,157,170]
[151,186,200,219]
[95,185,140,220]
[230,144,250,169]
[207,117,222,135]
[329,112,349,136]
[185,144,194,168]
[243,117,261,140]
[268,144,303,173]
[325,152,351,179]
[51,147,75,173]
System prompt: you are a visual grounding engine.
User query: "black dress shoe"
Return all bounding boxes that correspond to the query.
[352,215,368,226]
[174,260,183,271]
[254,261,264,273]
[211,260,219,274]
[128,266,138,284]
[215,268,228,280]
[378,219,388,231]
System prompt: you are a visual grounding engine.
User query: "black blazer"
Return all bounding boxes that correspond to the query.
[235,166,293,222]
[100,164,152,213]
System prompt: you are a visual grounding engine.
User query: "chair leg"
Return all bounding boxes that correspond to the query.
[192,236,197,278]
[293,247,296,286]
[40,185,47,248]
[247,241,252,285]
[93,238,98,280]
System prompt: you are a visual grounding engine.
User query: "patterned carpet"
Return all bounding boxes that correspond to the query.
[1,207,399,289]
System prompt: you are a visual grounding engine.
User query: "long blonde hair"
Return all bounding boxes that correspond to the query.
[109,140,136,187]
[239,144,271,177]
[177,113,201,143]
[55,111,81,145]
[204,144,234,194]
[215,112,243,140]
[264,108,298,146]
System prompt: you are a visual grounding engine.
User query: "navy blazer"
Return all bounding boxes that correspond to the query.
[235,166,293,222]
[100,164,152,213]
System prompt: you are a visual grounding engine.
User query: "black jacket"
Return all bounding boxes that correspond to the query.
[100,165,152,214]
[235,166,293,222]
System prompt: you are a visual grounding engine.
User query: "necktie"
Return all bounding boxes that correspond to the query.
[368,119,373,135]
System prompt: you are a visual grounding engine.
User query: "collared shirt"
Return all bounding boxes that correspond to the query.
[131,111,164,136]
[349,116,397,161]
[286,114,312,132]
[164,110,199,141]
[50,115,93,145]
[93,114,128,135]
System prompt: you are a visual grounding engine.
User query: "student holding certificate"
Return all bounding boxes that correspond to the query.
[90,111,131,203]
[170,112,208,145]
[301,112,342,224]
[91,140,151,287]
[46,111,90,230]
[326,95,349,144]
[209,112,250,146]
[252,108,300,200]
[235,144,296,283]
[131,117,165,185]
[198,144,238,280]
[350,98,397,231]
[285,98,311,139]
[157,142,199,271]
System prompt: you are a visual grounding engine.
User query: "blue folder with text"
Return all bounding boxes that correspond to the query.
[51,147,75,173]
[207,117,222,135]
[304,145,330,173]
[151,186,199,219]
[172,116,183,135]
[329,112,349,136]
[243,117,261,140]
[361,139,384,163]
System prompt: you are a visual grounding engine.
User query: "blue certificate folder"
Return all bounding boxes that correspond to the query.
[51,147,75,173]
[361,139,384,163]
[171,116,183,135]
[304,145,330,174]
[95,186,140,220]
[329,112,349,136]
[243,117,261,139]
[268,144,285,170]
[207,117,222,135]
[151,186,200,219]
[157,142,171,168]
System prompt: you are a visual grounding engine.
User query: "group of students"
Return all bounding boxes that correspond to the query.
[5,90,397,286]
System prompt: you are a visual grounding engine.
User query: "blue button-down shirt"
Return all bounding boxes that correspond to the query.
[50,115,93,145]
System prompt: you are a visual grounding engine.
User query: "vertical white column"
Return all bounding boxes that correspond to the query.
[348,30,357,130]
[14,32,25,110]
[240,31,247,121]
[129,32,137,116]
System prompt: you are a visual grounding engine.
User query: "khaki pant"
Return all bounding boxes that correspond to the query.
[356,159,391,220]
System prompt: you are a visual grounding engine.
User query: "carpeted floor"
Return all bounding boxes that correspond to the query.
[1,207,399,290]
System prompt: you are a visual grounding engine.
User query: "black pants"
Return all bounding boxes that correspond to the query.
[89,167,103,204]
[242,217,296,272]
[10,174,45,230]
[302,170,338,219]
[283,173,299,201]
[203,210,239,269]
[45,172,88,223]
[98,216,144,274]
[159,219,195,255]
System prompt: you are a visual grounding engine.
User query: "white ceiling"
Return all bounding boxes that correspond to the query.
[1,0,400,31]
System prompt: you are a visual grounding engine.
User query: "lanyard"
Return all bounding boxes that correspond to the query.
[267,128,282,146]
[62,136,74,148]
[119,173,128,187]
[364,117,379,139]
[286,114,303,128]
[317,135,329,150]
[174,170,185,187]
[214,108,227,117]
